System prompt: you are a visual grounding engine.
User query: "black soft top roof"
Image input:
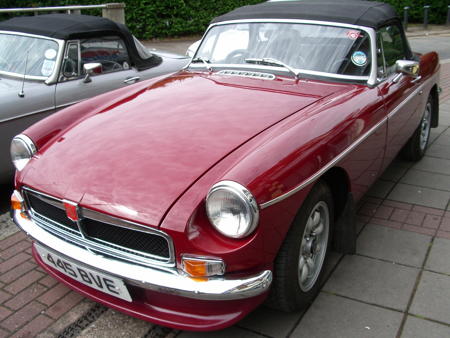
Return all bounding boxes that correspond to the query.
[211,0,399,29]
[0,14,161,71]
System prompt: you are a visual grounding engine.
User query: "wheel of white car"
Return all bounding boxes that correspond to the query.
[266,180,333,312]
[402,95,433,161]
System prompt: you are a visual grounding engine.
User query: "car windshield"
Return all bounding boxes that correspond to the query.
[0,33,59,78]
[194,22,372,77]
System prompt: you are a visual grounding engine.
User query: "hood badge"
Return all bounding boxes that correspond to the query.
[63,200,79,222]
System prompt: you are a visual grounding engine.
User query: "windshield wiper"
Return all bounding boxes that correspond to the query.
[191,57,212,72]
[245,58,300,79]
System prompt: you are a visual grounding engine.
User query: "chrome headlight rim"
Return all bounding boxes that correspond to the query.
[10,134,37,171]
[206,180,259,239]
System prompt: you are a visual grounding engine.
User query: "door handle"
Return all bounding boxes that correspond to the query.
[124,76,140,84]
[412,76,422,84]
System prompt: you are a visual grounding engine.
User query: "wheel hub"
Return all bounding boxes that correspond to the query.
[298,201,329,292]
[419,102,432,151]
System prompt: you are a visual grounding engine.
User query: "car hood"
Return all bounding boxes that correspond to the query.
[24,71,345,227]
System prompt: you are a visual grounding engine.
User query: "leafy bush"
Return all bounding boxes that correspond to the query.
[1,1,449,39]
[0,0,264,39]
[382,0,448,25]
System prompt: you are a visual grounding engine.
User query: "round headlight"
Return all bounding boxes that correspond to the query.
[206,181,259,239]
[10,134,37,171]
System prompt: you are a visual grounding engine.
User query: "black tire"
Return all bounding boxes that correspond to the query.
[401,96,433,161]
[266,181,333,312]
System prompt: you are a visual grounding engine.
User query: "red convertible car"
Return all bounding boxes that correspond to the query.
[11,0,439,331]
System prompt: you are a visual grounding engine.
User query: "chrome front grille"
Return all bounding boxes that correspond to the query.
[23,187,175,268]
[217,69,276,80]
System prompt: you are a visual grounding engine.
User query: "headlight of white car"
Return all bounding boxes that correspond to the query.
[10,134,37,171]
[206,181,259,238]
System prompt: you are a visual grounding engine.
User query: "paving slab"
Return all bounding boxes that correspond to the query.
[410,271,450,325]
[439,114,450,126]
[367,180,395,198]
[323,255,418,311]
[357,224,431,267]
[429,126,447,143]
[387,183,450,209]
[425,238,450,275]
[178,326,265,338]
[412,156,450,176]
[427,143,450,160]
[238,306,302,337]
[380,162,410,182]
[291,292,403,338]
[401,316,450,338]
[400,169,450,192]
[433,134,450,147]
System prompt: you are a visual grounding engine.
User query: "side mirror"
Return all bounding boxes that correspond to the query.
[395,60,420,78]
[83,62,102,83]
[186,40,201,58]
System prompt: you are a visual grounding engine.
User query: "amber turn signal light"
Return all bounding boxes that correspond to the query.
[181,255,225,278]
[11,190,28,219]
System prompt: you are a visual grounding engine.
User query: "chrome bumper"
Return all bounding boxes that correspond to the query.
[13,210,272,300]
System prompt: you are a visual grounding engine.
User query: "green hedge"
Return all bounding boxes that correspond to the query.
[0,0,264,39]
[0,1,449,39]
[383,0,449,25]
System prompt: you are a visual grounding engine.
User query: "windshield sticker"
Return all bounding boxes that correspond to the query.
[346,30,361,40]
[123,61,129,70]
[44,49,57,59]
[41,59,55,76]
[351,51,367,67]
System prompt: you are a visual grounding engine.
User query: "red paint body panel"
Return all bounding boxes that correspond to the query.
[17,46,440,330]
[22,72,343,227]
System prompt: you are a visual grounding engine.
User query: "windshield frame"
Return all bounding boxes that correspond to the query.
[189,19,378,86]
[0,30,64,84]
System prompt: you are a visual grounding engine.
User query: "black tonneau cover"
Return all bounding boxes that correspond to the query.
[0,14,161,71]
[212,0,399,29]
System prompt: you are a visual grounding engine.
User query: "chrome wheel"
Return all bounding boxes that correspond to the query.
[298,201,329,292]
[419,102,432,151]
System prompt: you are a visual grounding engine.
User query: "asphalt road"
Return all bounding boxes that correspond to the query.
[409,34,450,60]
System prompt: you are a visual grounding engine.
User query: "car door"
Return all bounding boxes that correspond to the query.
[377,24,423,170]
[54,36,141,109]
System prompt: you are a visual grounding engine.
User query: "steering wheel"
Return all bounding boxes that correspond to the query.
[226,49,248,63]
[331,58,350,73]
[102,60,123,72]
[296,55,306,68]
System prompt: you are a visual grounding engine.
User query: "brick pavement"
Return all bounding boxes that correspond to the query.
[1,42,450,338]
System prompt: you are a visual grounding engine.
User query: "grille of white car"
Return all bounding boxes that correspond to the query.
[217,69,276,80]
[22,187,174,268]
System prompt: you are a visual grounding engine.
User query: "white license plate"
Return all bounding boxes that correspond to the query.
[36,245,132,302]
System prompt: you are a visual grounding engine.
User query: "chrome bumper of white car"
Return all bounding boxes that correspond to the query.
[13,209,272,300]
